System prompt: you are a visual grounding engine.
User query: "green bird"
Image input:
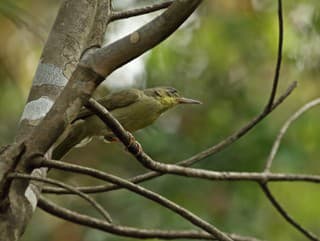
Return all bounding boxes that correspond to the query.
[52,87,201,159]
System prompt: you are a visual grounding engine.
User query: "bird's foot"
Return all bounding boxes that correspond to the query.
[126,131,143,156]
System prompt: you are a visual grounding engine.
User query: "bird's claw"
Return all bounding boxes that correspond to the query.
[126,132,143,156]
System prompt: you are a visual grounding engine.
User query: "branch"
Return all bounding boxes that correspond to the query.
[38,196,214,240]
[43,174,320,196]
[86,0,112,48]
[8,172,112,223]
[260,184,319,241]
[265,0,283,110]
[83,87,320,182]
[261,98,320,240]
[264,98,320,172]
[35,159,233,241]
[38,197,262,241]
[42,167,320,195]
[177,81,296,167]
[83,0,202,76]
[110,1,174,21]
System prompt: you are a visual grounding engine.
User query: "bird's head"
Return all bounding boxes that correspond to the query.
[144,87,201,111]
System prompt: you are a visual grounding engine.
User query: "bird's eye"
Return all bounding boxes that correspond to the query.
[166,88,178,97]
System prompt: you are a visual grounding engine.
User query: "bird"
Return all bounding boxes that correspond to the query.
[52,87,201,159]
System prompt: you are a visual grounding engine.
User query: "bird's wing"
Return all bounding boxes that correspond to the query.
[72,89,141,123]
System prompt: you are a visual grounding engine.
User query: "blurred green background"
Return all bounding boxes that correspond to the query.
[1,0,320,240]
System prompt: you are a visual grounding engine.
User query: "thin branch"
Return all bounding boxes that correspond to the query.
[266,0,283,110]
[260,183,319,241]
[84,86,320,183]
[264,98,320,172]
[110,1,174,21]
[42,171,320,195]
[8,173,112,223]
[38,197,262,241]
[38,160,320,241]
[175,0,287,167]
[38,196,215,240]
[42,168,320,195]
[178,81,296,167]
[35,159,233,241]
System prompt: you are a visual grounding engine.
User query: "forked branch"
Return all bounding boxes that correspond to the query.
[111,1,174,21]
[8,172,112,223]
[38,197,261,241]
[260,184,319,241]
[34,158,233,241]
[264,98,320,172]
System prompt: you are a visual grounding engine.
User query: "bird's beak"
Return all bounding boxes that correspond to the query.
[177,97,202,105]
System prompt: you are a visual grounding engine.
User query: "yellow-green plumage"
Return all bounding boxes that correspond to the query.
[53,87,201,159]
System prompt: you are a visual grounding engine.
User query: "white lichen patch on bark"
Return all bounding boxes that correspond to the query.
[24,168,47,211]
[24,185,37,211]
[33,63,68,87]
[20,97,54,125]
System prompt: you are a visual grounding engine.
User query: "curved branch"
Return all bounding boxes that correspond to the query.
[266,0,283,110]
[260,184,319,241]
[178,81,296,167]
[8,173,112,223]
[38,197,261,241]
[38,196,213,240]
[264,98,320,172]
[110,1,174,21]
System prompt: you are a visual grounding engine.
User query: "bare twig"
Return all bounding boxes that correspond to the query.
[178,82,296,167]
[266,0,283,110]
[264,98,320,172]
[260,183,319,241]
[35,159,233,241]
[84,87,320,183]
[261,98,320,240]
[38,197,262,241]
[8,173,112,223]
[42,170,320,194]
[111,1,174,21]
[38,196,215,240]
